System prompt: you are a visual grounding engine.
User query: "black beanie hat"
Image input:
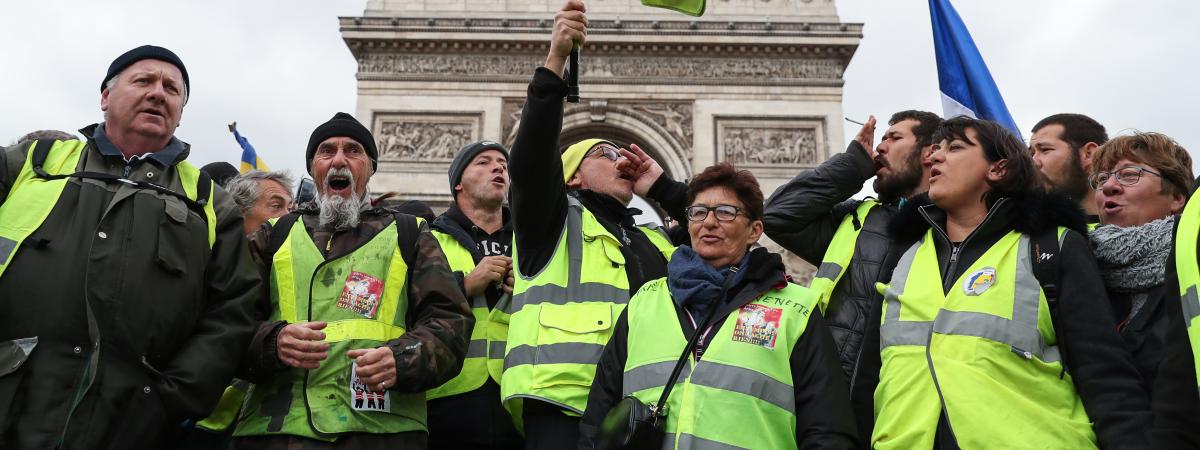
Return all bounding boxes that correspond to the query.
[102,45,190,100]
[448,140,509,198]
[305,112,378,174]
[199,161,239,188]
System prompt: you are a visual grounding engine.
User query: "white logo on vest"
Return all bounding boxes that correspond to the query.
[350,362,390,412]
[962,267,997,296]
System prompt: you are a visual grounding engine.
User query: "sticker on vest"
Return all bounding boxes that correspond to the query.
[349,362,390,412]
[732,303,782,349]
[963,267,997,296]
[337,271,384,319]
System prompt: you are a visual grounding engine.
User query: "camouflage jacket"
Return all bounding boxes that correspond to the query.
[241,207,473,393]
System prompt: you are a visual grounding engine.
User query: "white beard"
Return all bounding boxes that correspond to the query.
[318,168,367,230]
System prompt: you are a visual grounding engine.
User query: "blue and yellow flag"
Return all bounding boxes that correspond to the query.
[230,123,269,173]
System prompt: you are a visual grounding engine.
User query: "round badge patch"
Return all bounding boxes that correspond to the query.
[962,267,997,296]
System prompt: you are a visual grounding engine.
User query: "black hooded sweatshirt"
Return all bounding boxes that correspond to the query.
[869,192,1151,449]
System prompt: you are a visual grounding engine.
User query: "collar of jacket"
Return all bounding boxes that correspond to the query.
[432,202,512,258]
[81,123,190,168]
[571,189,641,228]
[701,246,791,321]
[888,190,1088,244]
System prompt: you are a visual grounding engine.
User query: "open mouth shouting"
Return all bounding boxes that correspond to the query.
[325,169,354,195]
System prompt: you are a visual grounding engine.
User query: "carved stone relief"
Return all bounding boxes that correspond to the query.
[501,99,693,150]
[373,113,480,161]
[358,53,844,82]
[717,118,824,166]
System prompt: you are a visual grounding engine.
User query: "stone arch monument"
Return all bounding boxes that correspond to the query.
[340,0,862,283]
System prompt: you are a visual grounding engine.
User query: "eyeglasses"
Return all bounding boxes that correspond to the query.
[586,146,621,162]
[1090,165,1164,190]
[685,204,745,222]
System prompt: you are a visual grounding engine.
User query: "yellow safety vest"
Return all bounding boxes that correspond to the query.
[1174,192,1200,390]
[623,277,817,449]
[0,139,215,279]
[501,196,674,424]
[427,229,509,399]
[808,200,878,313]
[872,228,1096,449]
[233,216,426,441]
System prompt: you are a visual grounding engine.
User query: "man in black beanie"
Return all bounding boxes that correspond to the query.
[426,140,523,449]
[0,45,261,449]
[232,113,473,449]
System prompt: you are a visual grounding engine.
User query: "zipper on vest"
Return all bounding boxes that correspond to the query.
[122,163,132,178]
[920,201,1005,293]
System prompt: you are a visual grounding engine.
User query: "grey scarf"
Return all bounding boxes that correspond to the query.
[1089,216,1175,292]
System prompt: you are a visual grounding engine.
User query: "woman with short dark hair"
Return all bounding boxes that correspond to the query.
[870,116,1150,449]
[580,162,857,449]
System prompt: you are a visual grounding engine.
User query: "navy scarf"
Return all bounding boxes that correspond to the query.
[667,245,750,323]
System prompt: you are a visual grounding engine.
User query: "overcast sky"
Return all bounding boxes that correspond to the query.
[2,0,1198,187]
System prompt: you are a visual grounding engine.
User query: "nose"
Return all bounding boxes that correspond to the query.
[701,210,720,228]
[329,148,349,168]
[1100,175,1122,195]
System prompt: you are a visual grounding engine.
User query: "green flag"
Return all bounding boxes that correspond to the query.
[642,0,705,16]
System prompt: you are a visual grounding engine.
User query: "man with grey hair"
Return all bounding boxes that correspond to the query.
[0,45,260,448]
[233,113,472,449]
[226,170,295,235]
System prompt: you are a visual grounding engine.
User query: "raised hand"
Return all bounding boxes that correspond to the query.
[619,143,664,197]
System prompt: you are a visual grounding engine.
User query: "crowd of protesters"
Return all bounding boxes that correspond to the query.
[2,0,1200,449]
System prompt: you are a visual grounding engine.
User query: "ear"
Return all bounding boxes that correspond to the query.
[566,172,583,189]
[1080,142,1099,167]
[746,219,764,244]
[1171,193,1187,215]
[986,159,1009,182]
[100,87,110,112]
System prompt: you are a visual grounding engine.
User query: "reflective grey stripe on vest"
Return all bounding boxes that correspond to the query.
[510,197,629,312]
[489,340,507,359]
[689,361,795,414]
[470,294,488,310]
[664,433,746,450]
[1183,286,1200,324]
[882,235,1062,363]
[813,262,842,281]
[622,360,693,395]
[880,237,933,348]
[466,339,488,358]
[502,342,606,370]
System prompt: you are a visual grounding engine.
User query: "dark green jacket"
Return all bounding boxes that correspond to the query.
[0,125,261,449]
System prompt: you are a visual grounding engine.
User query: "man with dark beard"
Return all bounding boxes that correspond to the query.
[425,140,523,449]
[1030,113,1108,226]
[232,113,473,450]
[763,110,941,444]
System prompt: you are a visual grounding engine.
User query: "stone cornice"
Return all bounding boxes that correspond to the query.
[339,16,863,39]
[345,38,855,59]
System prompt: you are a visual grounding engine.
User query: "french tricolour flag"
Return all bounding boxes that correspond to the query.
[930,0,1021,137]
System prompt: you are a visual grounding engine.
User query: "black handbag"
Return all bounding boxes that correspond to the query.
[595,270,737,450]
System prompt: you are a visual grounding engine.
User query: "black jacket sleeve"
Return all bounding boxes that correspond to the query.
[1057,231,1152,449]
[646,174,690,226]
[510,67,571,278]
[579,309,630,449]
[793,310,860,449]
[763,141,878,263]
[1149,248,1200,447]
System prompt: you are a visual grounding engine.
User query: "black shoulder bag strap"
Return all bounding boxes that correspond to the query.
[31,138,211,212]
[1031,228,1068,378]
[596,268,742,450]
[392,212,420,268]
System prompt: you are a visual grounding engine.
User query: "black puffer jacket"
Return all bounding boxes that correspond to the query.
[879,192,1151,450]
[763,141,898,444]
